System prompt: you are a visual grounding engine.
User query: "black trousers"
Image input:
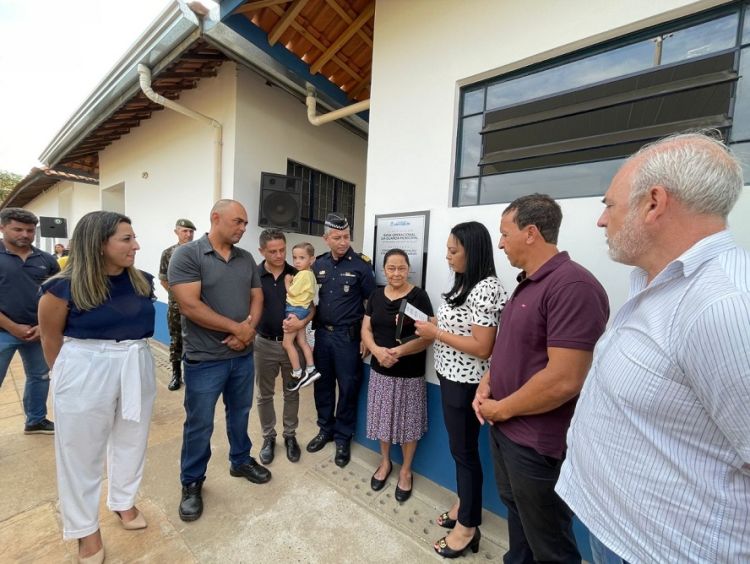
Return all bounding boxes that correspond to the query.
[490,426,581,564]
[313,327,362,444]
[438,375,482,527]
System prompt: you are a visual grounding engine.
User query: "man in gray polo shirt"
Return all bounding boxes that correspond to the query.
[168,199,269,522]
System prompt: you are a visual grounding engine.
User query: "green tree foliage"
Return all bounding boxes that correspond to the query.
[0,170,23,204]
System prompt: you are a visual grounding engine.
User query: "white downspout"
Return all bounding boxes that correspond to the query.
[306,86,370,126]
[137,64,223,201]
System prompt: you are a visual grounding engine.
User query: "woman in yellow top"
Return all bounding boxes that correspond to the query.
[283,242,321,391]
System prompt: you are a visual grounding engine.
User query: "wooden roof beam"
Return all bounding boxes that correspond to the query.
[268,4,364,83]
[100,120,140,129]
[155,70,218,79]
[268,0,309,46]
[310,1,374,75]
[348,77,370,100]
[322,0,373,47]
[178,54,226,62]
[235,0,290,14]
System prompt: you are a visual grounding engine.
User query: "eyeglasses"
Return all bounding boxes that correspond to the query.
[384,266,409,274]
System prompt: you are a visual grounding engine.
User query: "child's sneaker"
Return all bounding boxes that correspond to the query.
[300,368,321,389]
[286,375,304,392]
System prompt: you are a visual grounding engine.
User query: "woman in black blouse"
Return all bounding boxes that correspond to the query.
[361,249,433,502]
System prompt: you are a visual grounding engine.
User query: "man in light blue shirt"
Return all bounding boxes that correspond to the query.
[556,132,750,563]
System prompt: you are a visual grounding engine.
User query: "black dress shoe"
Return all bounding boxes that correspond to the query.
[306,431,333,453]
[395,474,413,502]
[334,442,350,468]
[179,481,203,522]
[168,362,182,391]
[259,437,275,465]
[284,436,301,462]
[370,461,392,491]
[230,458,272,484]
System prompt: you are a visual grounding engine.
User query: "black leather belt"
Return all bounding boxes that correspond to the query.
[258,333,284,342]
[319,324,360,336]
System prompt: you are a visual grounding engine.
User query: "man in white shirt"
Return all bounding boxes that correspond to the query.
[556,132,750,563]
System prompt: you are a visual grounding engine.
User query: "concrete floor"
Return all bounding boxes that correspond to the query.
[0,343,509,563]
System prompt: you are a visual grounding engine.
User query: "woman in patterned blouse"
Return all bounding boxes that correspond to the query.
[415,221,506,558]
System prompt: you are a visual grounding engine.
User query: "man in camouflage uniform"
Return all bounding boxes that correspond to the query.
[159,218,196,390]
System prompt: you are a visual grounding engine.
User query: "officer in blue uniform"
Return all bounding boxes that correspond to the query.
[305,213,375,467]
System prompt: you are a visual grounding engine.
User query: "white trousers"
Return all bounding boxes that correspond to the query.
[52,338,156,539]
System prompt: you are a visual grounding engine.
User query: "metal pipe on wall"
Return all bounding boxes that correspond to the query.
[306,86,370,126]
[137,64,223,202]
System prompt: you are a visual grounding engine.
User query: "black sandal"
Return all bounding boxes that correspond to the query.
[434,528,481,559]
[436,511,457,529]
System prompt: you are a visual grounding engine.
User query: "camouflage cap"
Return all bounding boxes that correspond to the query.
[175,218,196,230]
[324,212,349,230]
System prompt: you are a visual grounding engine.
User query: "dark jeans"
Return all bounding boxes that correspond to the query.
[490,426,581,564]
[313,327,362,444]
[0,331,50,425]
[438,375,482,528]
[590,534,630,564]
[180,353,254,485]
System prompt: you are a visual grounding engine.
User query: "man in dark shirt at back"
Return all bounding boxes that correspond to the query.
[306,213,375,468]
[253,229,315,465]
[0,208,60,435]
[475,194,609,564]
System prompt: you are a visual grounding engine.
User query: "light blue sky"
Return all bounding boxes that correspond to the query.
[0,0,170,175]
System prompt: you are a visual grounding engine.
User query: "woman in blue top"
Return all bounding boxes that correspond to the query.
[38,211,156,564]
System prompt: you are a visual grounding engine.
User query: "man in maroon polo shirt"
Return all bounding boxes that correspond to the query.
[474,193,609,564]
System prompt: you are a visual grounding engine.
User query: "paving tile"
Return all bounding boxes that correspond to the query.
[0,343,513,563]
[0,502,71,563]
[0,439,59,522]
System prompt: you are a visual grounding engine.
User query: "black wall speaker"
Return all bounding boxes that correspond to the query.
[39,216,68,238]
[258,173,302,231]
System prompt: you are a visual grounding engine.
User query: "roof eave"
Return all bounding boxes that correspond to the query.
[203,16,368,138]
[39,1,201,168]
[1,169,98,210]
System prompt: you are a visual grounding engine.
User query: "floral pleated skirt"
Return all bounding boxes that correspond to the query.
[366,367,428,444]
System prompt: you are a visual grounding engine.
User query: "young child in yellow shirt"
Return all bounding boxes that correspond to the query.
[283,242,320,391]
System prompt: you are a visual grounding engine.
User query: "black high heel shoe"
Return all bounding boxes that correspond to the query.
[436,510,457,529]
[370,461,392,491]
[434,528,481,559]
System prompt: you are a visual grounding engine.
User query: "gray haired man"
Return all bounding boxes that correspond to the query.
[556,133,750,563]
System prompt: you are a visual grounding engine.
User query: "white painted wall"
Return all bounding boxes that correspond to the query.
[232,64,368,260]
[96,60,367,304]
[99,63,239,301]
[365,0,749,383]
[23,180,99,253]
